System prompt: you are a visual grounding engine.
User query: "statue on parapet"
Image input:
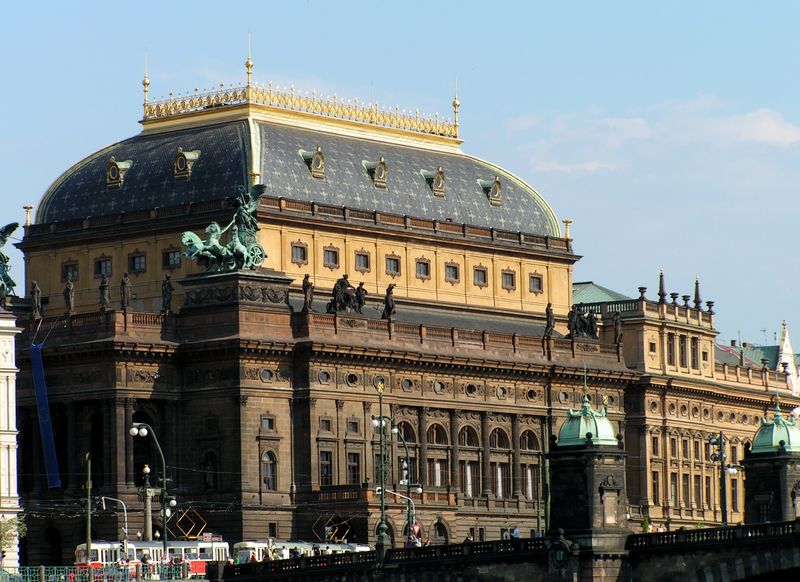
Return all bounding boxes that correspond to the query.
[181,184,267,273]
[161,275,174,315]
[355,282,368,314]
[98,274,110,311]
[302,274,314,313]
[63,275,75,314]
[30,280,42,321]
[544,303,555,339]
[381,284,396,320]
[0,222,19,307]
[567,305,598,339]
[327,274,356,313]
[612,311,623,344]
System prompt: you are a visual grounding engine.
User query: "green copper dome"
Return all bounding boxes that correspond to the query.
[751,405,800,454]
[557,395,618,447]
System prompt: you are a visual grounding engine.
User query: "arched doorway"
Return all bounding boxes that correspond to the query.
[430,520,449,545]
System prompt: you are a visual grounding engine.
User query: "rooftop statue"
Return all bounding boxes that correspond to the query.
[0,222,19,304]
[181,184,267,273]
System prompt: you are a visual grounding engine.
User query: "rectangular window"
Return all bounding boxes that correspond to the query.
[682,474,690,507]
[691,337,699,369]
[651,436,659,456]
[679,335,687,367]
[163,250,181,269]
[705,442,711,461]
[427,459,449,487]
[705,476,712,506]
[268,523,277,538]
[492,462,511,498]
[651,472,660,505]
[460,460,479,498]
[667,333,675,365]
[319,451,333,486]
[524,464,540,500]
[731,479,739,512]
[347,452,360,484]
[670,473,678,505]
[529,274,543,294]
[649,342,657,353]
[385,256,400,275]
[478,528,485,542]
[291,244,308,265]
[355,252,370,271]
[319,418,332,432]
[261,417,275,431]
[415,260,430,280]
[61,262,79,282]
[694,475,702,507]
[129,254,146,273]
[399,456,418,485]
[682,439,689,459]
[323,248,339,268]
[94,258,112,277]
[445,263,459,283]
[347,420,359,434]
[670,438,677,458]
[501,271,516,291]
[694,441,700,460]
[473,267,488,287]
[731,445,739,463]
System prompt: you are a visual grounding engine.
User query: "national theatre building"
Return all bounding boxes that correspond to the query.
[11,58,800,564]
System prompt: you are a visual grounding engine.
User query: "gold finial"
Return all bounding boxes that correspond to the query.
[142,52,150,107]
[452,77,460,138]
[23,205,33,227]
[562,218,572,239]
[245,33,253,89]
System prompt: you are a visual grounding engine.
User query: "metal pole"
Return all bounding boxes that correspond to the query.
[143,468,153,541]
[375,384,389,562]
[719,432,728,527]
[131,423,169,557]
[85,453,92,564]
[396,431,414,537]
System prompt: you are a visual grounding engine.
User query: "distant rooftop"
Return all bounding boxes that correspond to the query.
[573,281,632,305]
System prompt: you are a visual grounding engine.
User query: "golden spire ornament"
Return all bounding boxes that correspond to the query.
[452,77,460,139]
[142,52,150,110]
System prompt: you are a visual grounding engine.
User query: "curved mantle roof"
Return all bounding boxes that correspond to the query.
[37,115,560,237]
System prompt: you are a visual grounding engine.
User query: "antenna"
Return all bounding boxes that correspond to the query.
[760,328,768,345]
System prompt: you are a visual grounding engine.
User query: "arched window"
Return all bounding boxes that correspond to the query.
[261,451,277,491]
[427,424,448,445]
[520,430,539,451]
[458,426,480,447]
[490,428,510,449]
[396,421,416,443]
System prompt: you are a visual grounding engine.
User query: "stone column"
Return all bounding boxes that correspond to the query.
[449,409,460,489]
[0,311,22,567]
[67,402,79,494]
[511,414,523,498]
[481,412,492,496]
[125,399,135,486]
[418,408,428,487]
[639,425,651,509]
[336,400,345,485]
[363,402,372,487]
[114,398,127,490]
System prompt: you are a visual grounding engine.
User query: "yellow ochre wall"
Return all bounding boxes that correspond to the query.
[24,221,573,318]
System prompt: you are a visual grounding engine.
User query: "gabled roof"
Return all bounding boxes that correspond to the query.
[573,281,631,305]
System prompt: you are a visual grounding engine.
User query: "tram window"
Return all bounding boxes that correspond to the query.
[186,548,198,559]
[199,547,212,559]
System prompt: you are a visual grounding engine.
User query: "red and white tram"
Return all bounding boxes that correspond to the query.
[75,540,229,577]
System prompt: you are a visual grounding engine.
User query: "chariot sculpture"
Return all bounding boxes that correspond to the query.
[181,185,267,272]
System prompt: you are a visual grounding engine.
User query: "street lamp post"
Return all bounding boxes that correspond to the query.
[130,423,176,558]
[709,431,739,527]
[142,465,153,541]
[371,381,423,556]
[372,382,390,562]
[101,496,129,555]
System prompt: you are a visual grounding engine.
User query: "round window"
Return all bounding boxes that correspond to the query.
[345,373,359,386]
[691,406,699,418]
[606,395,615,406]
[703,408,710,420]
[370,375,383,388]
[466,384,477,396]
[717,411,724,421]
[668,403,676,414]
[680,405,688,416]
[401,378,413,391]
[650,401,658,413]
[496,386,507,399]
[318,371,331,384]
[260,369,274,382]
[558,391,568,404]
[526,389,536,401]
[742,414,748,423]
[433,381,445,394]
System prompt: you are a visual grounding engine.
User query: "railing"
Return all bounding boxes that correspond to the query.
[144,83,459,138]
[626,519,800,550]
[0,566,187,582]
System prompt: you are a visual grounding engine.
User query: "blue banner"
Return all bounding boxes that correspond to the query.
[30,343,62,489]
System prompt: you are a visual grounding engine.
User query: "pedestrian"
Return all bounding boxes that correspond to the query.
[511,526,521,539]
[502,529,510,540]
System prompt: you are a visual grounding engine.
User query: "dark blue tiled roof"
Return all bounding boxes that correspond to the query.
[37,118,557,236]
[257,123,557,235]
[38,121,250,223]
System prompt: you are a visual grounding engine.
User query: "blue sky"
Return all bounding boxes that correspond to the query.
[2,1,799,345]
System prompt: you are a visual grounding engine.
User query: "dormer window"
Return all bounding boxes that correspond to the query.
[106,157,132,189]
[421,167,445,196]
[299,147,325,179]
[363,156,388,188]
[478,175,502,206]
[173,147,200,180]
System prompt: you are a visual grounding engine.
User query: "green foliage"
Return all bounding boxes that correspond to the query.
[0,515,27,550]
[641,516,650,533]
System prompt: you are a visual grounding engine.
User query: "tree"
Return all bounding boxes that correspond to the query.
[0,515,27,562]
